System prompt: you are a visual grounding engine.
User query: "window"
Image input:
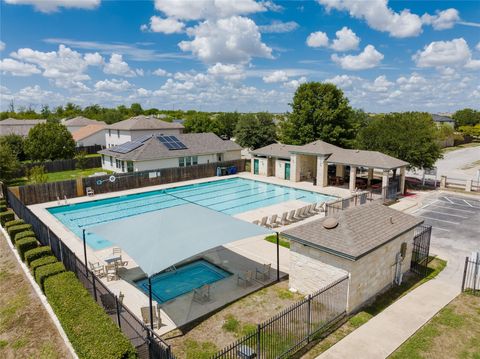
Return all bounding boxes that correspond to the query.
[127,161,134,172]
[109,156,113,165]
[115,159,120,168]
[121,161,125,172]
[192,156,198,165]
[108,129,111,137]
[101,155,105,165]
[186,156,192,166]
[117,130,120,138]
[179,157,185,167]
[217,153,223,162]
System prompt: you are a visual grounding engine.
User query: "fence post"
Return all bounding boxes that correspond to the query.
[461,257,468,292]
[115,295,122,328]
[307,294,312,343]
[256,324,261,358]
[92,274,97,302]
[47,227,51,247]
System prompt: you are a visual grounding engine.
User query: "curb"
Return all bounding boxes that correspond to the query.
[0,226,78,359]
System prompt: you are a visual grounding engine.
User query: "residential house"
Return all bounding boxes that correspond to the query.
[105,115,184,148]
[431,114,455,128]
[62,116,106,133]
[99,132,241,173]
[72,123,107,147]
[0,118,46,136]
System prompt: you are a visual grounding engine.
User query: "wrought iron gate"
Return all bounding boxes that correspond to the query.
[411,225,432,277]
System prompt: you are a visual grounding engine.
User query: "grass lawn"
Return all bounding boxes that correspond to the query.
[11,167,112,185]
[301,257,447,358]
[162,280,304,358]
[0,233,72,358]
[264,234,291,249]
[390,293,480,358]
[442,141,480,154]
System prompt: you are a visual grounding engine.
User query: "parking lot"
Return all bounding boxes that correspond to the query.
[413,194,480,260]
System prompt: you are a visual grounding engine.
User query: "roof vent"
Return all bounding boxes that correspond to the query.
[323,217,338,229]
[389,216,394,224]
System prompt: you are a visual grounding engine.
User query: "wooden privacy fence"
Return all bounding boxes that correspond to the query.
[15,159,247,205]
[18,156,102,176]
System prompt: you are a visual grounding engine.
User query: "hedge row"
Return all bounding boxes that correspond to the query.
[8,224,33,243]
[4,219,24,230]
[35,262,66,291]
[15,230,36,243]
[0,199,6,206]
[45,272,137,359]
[30,255,58,276]
[0,205,6,213]
[0,211,14,226]
[16,237,38,261]
[25,246,52,266]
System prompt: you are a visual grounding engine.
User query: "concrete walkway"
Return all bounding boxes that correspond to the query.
[318,191,472,359]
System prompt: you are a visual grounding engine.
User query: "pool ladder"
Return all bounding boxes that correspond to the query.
[166,265,177,273]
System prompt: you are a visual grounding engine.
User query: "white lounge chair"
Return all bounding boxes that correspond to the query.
[252,220,260,225]
[286,210,296,223]
[267,214,279,228]
[306,204,316,216]
[141,305,162,329]
[279,212,289,225]
[294,208,304,221]
[237,270,254,287]
[259,216,268,227]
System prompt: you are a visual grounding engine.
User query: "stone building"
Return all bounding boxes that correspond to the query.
[282,202,423,312]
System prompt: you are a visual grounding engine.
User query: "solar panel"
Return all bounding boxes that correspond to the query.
[110,141,143,154]
[157,135,187,150]
[135,134,153,143]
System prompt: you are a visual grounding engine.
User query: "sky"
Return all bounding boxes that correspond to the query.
[0,0,479,113]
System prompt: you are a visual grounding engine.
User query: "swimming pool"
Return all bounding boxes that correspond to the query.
[48,177,335,250]
[135,259,231,304]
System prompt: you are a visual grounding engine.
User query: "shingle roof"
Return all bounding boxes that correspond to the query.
[431,114,454,123]
[99,132,242,161]
[0,118,46,125]
[107,115,184,131]
[282,202,423,260]
[251,143,303,158]
[0,118,46,136]
[72,123,106,141]
[289,140,343,155]
[327,149,408,169]
[63,116,105,126]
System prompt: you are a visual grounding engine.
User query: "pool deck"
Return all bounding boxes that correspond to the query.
[28,172,352,335]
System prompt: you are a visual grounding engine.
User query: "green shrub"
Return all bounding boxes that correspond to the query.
[0,211,14,227]
[8,224,33,243]
[35,262,65,291]
[45,272,137,359]
[30,256,58,276]
[4,219,24,230]
[14,230,36,243]
[0,199,6,206]
[25,246,52,266]
[15,237,38,261]
[0,205,6,213]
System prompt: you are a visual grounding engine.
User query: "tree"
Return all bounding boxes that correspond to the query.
[183,114,220,134]
[452,108,480,128]
[459,124,480,138]
[234,113,277,149]
[24,122,76,161]
[75,151,88,170]
[436,123,454,141]
[27,165,48,184]
[130,103,143,116]
[279,82,354,147]
[0,143,20,183]
[356,112,442,170]
[0,134,26,161]
[216,112,240,139]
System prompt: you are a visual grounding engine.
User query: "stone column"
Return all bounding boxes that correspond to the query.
[367,168,374,187]
[335,164,345,178]
[250,158,255,174]
[291,154,300,182]
[466,179,472,192]
[399,167,406,194]
[349,166,357,192]
[382,170,390,189]
[440,176,446,189]
[316,156,329,187]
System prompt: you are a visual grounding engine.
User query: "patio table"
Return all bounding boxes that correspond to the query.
[104,254,122,264]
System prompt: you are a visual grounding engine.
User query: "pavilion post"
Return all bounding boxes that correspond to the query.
[82,229,88,278]
[276,232,280,282]
[148,277,154,331]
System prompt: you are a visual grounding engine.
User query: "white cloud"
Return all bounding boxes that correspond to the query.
[306,31,329,48]
[259,21,299,33]
[0,41,5,51]
[103,53,142,77]
[413,38,472,68]
[324,74,360,88]
[330,27,360,51]
[421,8,459,30]
[331,45,383,70]
[476,42,480,51]
[263,70,289,83]
[153,0,265,20]
[94,79,132,92]
[207,63,245,81]
[153,68,169,76]
[317,0,423,38]
[84,52,104,66]
[465,59,480,70]
[145,16,185,34]
[396,73,427,91]
[0,58,41,76]
[179,16,272,64]
[363,75,393,92]
[4,0,100,13]
[283,76,307,89]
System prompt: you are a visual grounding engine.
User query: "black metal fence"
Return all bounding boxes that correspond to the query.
[411,225,432,277]
[76,144,104,154]
[461,256,480,296]
[325,191,370,215]
[212,276,349,359]
[6,188,174,359]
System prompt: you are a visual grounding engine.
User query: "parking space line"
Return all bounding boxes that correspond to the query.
[430,204,476,214]
[431,226,451,232]
[438,199,480,209]
[463,200,474,207]
[411,199,439,214]
[443,196,454,204]
[417,209,468,219]
[419,215,459,225]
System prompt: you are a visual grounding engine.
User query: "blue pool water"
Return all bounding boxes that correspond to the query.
[135,259,231,303]
[48,177,335,250]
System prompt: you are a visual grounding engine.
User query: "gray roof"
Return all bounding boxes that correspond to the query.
[63,116,105,126]
[431,114,454,123]
[107,115,184,131]
[0,118,46,136]
[282,202,423,260]
[251,139,408,169]
[99,132,242,161]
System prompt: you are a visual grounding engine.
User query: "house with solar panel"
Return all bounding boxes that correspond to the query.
[98,133,242,173]
[105,115,184,148]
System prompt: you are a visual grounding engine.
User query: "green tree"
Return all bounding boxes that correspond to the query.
[279,82,354,147]
[452,108,480,128]
[234,113,277,149]
[0,134,26,161]
[436,123,454,141]
[356,112,442,170]
[0,143,20,183]
[24,122,76,161]
[459,124,480,138]
[216,112,240,139]
[27,165,48,184]
[183,114,220,134]
[129,103,143,116]
[75,150,88,170]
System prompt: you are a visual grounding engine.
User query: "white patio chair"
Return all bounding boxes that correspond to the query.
[89,261,105,277]
[259,216,268,227]
[141,305,162,329]
[105,263,118,281]
[86,187,94,196]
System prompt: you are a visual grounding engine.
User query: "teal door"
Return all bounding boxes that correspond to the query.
[253,159,259,174]
[285,162,291,180]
